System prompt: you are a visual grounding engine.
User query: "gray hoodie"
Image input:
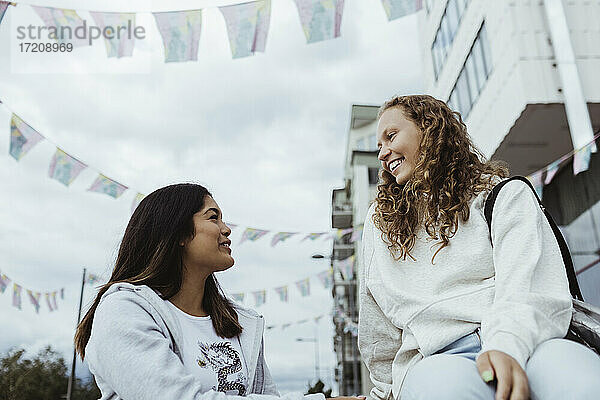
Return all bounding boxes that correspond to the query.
[86,282,325,400]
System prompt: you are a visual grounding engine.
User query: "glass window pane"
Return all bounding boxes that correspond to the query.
[471,39,487,91]
[446,0,459,39]
[479,26,493,75]
[464,55,479,103]
[457,71,471,116]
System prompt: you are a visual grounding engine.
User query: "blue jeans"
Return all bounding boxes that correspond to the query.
[400,330,600,399]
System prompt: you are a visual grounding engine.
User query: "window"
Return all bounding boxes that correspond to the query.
[447,23,493,118]
[431,0,470,79]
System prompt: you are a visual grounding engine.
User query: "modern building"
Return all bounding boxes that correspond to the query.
[330,104,380,396]
[418,0,600,303]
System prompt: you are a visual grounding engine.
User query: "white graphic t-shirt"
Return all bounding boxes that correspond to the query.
[166,301,248,395]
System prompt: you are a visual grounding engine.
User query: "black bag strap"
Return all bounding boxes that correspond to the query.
[484,176,584,301]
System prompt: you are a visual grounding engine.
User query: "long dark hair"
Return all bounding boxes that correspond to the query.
[75,183,242,359]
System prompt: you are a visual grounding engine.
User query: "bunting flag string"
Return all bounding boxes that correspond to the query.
[1,269,65,313]
[0,1,421,64]
[525,131,599,195]
[265,312,330,331]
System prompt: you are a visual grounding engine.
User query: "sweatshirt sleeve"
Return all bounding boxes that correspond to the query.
[479,180,573,368]
[358,205,402,400]
[86,291,324,400]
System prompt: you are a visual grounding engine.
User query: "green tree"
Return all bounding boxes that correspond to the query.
[0,346,100,400]
[306,379,332,397]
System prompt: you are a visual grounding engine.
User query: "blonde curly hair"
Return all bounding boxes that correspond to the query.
[373,95,509,262]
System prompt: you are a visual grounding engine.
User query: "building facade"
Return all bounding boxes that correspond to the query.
[418,0,600,303]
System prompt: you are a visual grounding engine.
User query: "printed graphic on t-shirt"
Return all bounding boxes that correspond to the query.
[197,341,247,396]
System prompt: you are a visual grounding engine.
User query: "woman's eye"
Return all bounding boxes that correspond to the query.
[388,132,396,140]
[209,215,218,220]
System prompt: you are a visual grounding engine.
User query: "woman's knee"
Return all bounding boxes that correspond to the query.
[527,338,600,400]
[401,355,494,400]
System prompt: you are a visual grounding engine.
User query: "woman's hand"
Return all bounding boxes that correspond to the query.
[476,350,529,400]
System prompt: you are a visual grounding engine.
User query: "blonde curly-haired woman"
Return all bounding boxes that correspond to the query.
[358,95,600,400]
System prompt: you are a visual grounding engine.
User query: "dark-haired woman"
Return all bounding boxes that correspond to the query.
[358,95,600,400]
[75,184,359,400]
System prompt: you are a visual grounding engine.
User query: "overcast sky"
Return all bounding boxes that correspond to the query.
[0,0,422,394]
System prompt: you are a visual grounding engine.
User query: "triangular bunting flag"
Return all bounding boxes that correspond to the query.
[302,232,327,241]
[0,273,10,293]
[274,285,288,302]
[295,278,310,297]
[9,114,44,161]
[0,1,14,25]
[231,292,245,303]
[131,192,145,213]
[48,148,87,186]
[335,227,353,239]
[88,174,128,198]
[86,272,102,285]
[544,160,560,185]
[293,0,344,43]
[12,283,22,309]
[270,232,297,247]
[350,225,363,243]
[380,0,423,21]
[527,172,544,199]
[45,292,54,311]
[153,10,202,63]
[573,145,592,175]
[317,269,333,288]
[336,255,355,280]
[239,228,269,244]
[60,288,65,300]
[252,290,266,307]
[90,12,137,58]
[27,289,41,313]
[220,0,271,59]
[31,6,90,47]
[51,291,58,310]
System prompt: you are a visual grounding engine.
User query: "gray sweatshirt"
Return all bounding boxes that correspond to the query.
[358,179,573,400]
[86,282,325,400]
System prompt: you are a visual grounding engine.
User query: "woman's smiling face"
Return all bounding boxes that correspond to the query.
[376,107,421,185]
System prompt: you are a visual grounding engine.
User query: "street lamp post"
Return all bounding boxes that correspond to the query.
[296,337,320,382]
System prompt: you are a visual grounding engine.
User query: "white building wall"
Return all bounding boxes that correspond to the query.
[419,0,600,157]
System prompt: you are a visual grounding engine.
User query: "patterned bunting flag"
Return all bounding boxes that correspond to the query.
[13,283,22,309]
[527,172,544,199]
[274,285,289,302]
[90,12,136,58]
[27,289,41,313]
[45,293,54,311]
[86,272,102,285]
[336,255,355,280]
[295,278,310,297]
[48,148,87,186]
[335,227,353,239]
[31,6,90,47]
[0,273,10,293]
[0,1,14,25]
[350,225,363,243]
[51,291,58,310]
[293,0,344,44]
[252,290,266,307]
[219,0,271,59]
[239,228,270,244]
[131,192,145,213]
[302,232,327,241]
[544,160,561,185]
[9,114,45,161]
[88,174,128,198]
[573,145,592,176]
[317,269,333,288]
[231,292,245,303]
[380,0,423,21]
[270,232,297,247]
[153,10,202,63]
